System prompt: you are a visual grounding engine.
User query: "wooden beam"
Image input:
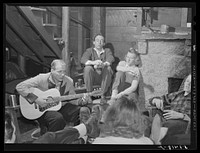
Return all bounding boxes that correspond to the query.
[181,8,188,27]
[136,8,142,34]
[62,7,70,76]
[100,7,106,37]
[78,7,83,69]
[92,7,101,36]
[18,55,26,74]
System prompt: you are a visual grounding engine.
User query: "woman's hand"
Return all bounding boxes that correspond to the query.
[163,110,183,120]
[115,92,124,99]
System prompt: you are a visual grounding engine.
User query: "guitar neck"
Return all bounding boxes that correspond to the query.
[51,90,101,103]
[59,93,85,102]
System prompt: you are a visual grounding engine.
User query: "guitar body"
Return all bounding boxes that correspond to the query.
[19,88,61,120]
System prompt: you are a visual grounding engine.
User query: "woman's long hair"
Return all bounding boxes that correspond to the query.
[100,96,147,139]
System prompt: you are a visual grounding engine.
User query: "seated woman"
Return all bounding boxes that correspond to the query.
[109,48,141,105]
[94,96,153,144]
[148,74,191,144]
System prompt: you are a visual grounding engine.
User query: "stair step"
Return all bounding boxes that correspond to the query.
[30,7,46,12]
[53,37,63,41]
[43,24,57,37]
[43,23,57,27]
[30,7,46,24]
[74,84,101,94]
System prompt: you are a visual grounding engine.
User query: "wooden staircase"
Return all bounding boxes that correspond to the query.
[6,5,63,67]
[6,4,88,85]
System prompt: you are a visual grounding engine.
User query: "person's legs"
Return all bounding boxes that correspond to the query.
[148,109,189,144]
[33,127,81,144]
[83,66,95,92]
[59,103,81,126]
[162,119,188,135]
[33,104,102,144]
[143,114,152,137]
[112,71,126,91]
[37,111,67,134]
[93,71,102,86]
[85,105,102,138]
[161,133,190,145]
[111,71,126,97]
[79,107,91,124]
[161,119,189,144]
[101,66,113,96]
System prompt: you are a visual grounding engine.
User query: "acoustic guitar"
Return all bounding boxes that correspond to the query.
[19,88,101,120]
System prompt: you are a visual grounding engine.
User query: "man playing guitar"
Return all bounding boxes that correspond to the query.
[16,59,94,136]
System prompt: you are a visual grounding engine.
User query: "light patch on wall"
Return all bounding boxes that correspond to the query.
[138,40,147,54]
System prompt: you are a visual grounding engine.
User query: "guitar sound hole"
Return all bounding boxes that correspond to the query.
[39,102,59,112]
[39,107,44,112]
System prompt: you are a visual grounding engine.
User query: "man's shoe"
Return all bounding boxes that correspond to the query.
[31,128,41,140]
[79,107,91,124]
[85,105,102,138]
[71,138,85,144]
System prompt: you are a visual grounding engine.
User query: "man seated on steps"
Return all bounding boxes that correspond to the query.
[81,34,115,104]
[16,59,92,137]
[148,74,191,145]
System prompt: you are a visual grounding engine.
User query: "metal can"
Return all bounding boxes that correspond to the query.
[75,82,78,88]
[160,24,169,34]
[78,79,83,87]
[8,95,18,107]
